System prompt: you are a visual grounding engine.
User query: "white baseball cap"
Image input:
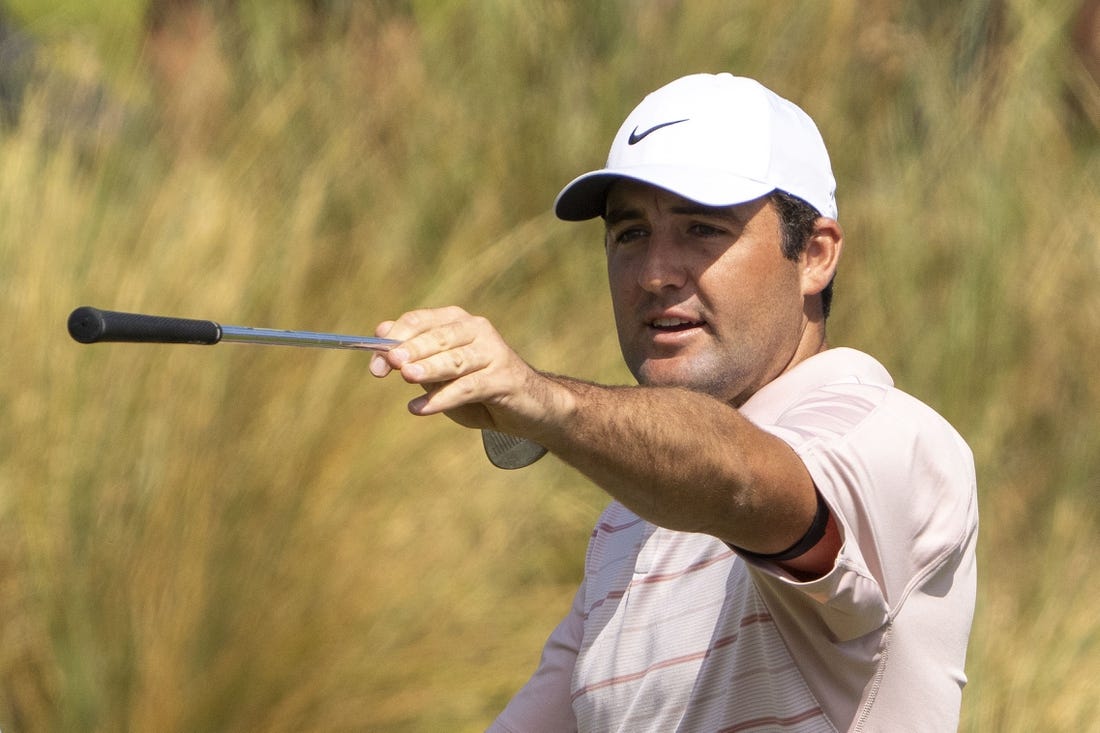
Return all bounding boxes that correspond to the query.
[554,73,838,221]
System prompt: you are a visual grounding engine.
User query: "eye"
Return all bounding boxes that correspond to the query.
[688,222,727,238]
[608,225,648,246]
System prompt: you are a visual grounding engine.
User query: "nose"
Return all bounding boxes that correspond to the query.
[637,230,687,293]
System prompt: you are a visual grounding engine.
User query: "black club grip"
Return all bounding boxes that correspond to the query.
[68,306,221,345]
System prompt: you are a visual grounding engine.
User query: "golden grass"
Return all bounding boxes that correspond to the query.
[1,1,1098,730]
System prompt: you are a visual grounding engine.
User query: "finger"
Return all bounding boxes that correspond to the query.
[408,386,459,417]
[395,316,483,366]
[406,370,496,416]
[380,307,473,343]
[370,320,397,377]
[372,308,475,372]
[398,342,487,385]
[370,352,392,377]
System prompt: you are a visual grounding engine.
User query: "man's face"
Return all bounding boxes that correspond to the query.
[604,180,809,405]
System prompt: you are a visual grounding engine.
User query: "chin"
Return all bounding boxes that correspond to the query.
[630,356,677,387]
[634,358,733,398]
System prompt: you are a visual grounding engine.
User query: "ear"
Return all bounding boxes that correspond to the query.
[799,218,843,297]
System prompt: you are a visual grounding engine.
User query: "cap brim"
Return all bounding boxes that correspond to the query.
[553,171,620,221]
[554,167,775,221]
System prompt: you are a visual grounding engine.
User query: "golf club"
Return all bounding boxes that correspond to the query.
[67,306,548,469]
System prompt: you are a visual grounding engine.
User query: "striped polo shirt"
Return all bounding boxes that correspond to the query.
[491,348,978,732]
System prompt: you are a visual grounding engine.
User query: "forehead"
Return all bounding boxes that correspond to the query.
[603,179,765,223]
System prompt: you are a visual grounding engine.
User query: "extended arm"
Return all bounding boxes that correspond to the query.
[370,307,839,577]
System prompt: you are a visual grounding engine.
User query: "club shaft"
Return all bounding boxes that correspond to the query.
[218,325,398,351]
[68,306,546,468]
[68,306,397,351]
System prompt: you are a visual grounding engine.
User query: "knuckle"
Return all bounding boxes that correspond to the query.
[449,349,464,370]
[430,327,450,350]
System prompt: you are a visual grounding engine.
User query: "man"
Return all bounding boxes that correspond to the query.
[370,73,978,731]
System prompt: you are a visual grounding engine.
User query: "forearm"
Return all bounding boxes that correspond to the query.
[532,375,818,554]
[369,307,823,557]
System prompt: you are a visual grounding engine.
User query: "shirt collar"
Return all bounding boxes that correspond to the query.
[739,347,893,425]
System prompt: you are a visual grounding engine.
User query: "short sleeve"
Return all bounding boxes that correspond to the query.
[749,383,978,640]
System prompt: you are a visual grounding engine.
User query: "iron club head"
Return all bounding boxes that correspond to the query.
[481,430,548,469]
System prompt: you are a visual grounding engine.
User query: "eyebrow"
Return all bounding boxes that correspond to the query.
[602,207,642,227]
[603,202,746,227]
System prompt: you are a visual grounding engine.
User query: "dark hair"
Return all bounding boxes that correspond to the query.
[769,190,834,319]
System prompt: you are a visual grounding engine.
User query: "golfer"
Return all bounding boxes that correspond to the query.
[370,73,978,732]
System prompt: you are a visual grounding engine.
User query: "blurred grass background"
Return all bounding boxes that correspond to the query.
[0,0,1097,730]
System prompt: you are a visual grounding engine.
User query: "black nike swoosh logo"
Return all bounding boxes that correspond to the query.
[628,118,689,145]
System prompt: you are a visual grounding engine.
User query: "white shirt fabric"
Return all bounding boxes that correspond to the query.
[489,348,978,732]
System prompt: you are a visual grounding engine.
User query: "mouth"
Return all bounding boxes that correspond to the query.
[648,316,706,334]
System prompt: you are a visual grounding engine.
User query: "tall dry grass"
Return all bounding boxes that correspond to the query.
[1,1,1097,730]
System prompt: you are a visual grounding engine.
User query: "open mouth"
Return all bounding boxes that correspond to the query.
[649,317,705,333]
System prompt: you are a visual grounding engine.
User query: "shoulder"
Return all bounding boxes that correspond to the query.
[756,352,978,603]
[775,371,976,535]
[758,349,972,465]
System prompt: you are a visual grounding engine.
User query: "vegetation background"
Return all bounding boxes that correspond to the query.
[1,0,1097,730]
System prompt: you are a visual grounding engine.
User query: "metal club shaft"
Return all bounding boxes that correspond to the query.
[67,306,547,468]
[217,324,398,351]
